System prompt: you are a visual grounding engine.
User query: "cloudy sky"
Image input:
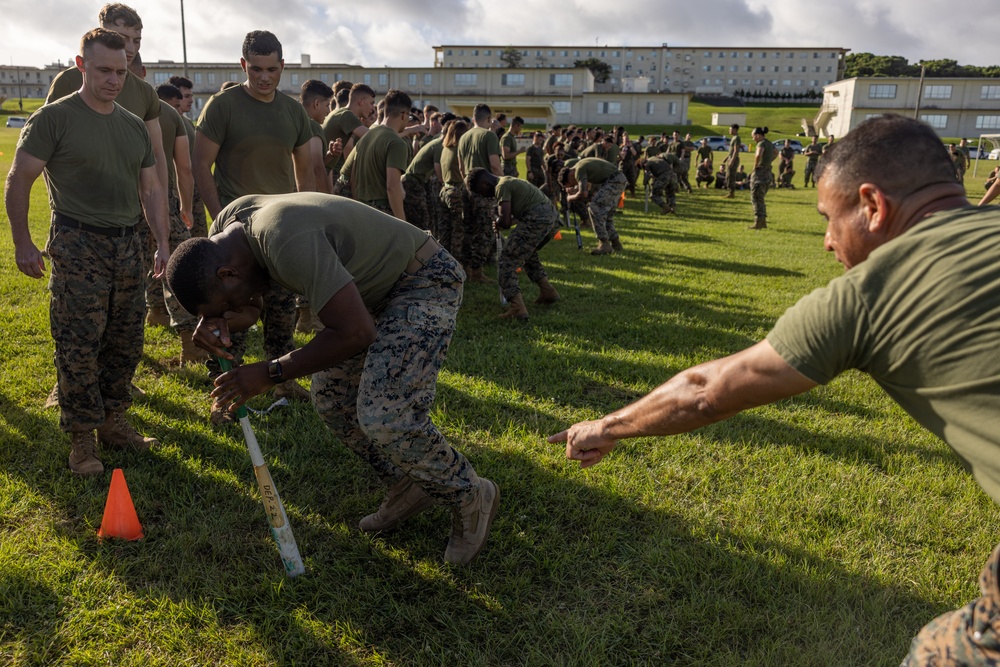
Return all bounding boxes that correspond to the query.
[1,0,997,70]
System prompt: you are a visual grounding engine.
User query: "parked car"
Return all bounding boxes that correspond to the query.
[965,146,989,160]
[990,148,1000,161]
[698,136,747,152]
[5,117,27,128]
[772,139,803,154]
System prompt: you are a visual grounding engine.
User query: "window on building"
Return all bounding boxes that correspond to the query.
[668,102,677,115]
[454,73,478,86]
[787,66,793,73]
[364,74,372,85]
[761,52,767,58]
[597,101,621,114]
[320,73,328,82]
[612,51,619,57]
[408,73,417,86]
[920,114,948,129]
[574,50,580,57]
[814,66,821,72]
[976,115,1000,129]
[561,50,568,57]
[194,72,203,84]
[445,49,453,56]
[773,66,779,73]
[924,85,952,100]
[731,51,738,58]
[983,85,1000,100]
[782,79,791,86]
[745,52,753,58]
[775,52,782,58]
[755,79,763,85]
[550,74,573,86]
[502,73,525,86]
[472,49,478,56]
[716,65,724,72]
[611,64,620,71]
[703,78,711,85]
[869,84,897,99]
[719,51,725,58]
[536,50,542,57]
[553,101,571,114]
[485,49,491,56]
[424,73,432,86]
[377,73,387,86]
[646,101,655,114]
[600,51,606,57]
[549,50,556,57]
[769,79,777,85]
[801,66,807,72]
[153,72,169,84]
[336,73,343,81]
[810,80,819,86]
[788,52,795,58]
[290,73,299,86]
[703,65,710,72]
[458,49,465,56]
[759,66,765,72]
[704,51,712,57]
[813,52,819,58]
[826,66,833,73]
[228,72,239,82]
[796,80,803,86]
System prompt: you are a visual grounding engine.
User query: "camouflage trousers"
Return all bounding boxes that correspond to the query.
[650,171,679,210]
[503,161,518,178]
[678,160,692,192]
[402,175,431,231]
[902,543,1000,666]
[141,194,198,330]
[589,171,627,243]
[332,177,352,199]
[526,167,546,189]
[438,183,465,259]
[462,190,495,270]
[622,161,639,194]
[312,246,476,504]
[726,157,741,194]
[499,202,559,302]
[190,186,208,238]
[803,160,818,187]
[425,176,442,238]
[750,168,772,221]
[47,224,144,432]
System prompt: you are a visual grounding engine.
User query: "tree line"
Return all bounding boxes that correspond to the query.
[845,53,1000,78]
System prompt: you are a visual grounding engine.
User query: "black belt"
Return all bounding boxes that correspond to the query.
[53,212,136,238]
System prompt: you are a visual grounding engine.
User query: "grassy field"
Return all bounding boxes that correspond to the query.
[2,125,1000,666]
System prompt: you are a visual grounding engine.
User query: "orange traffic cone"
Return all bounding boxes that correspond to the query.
[97,468,144,540]
[553,230,563,240]
[618,191,626,208]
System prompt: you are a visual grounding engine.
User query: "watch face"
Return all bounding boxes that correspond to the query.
[268,360,282,379]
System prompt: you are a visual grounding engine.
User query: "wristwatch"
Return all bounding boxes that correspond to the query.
[267,359,284,383]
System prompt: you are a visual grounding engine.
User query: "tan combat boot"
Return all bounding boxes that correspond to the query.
[44,383,59,409]
[500,293,529,321]
[444,476,500,565]
[273,379,311,402]
[179,330,210,365]
[359,477,436,532]
[97,410,159,451]
[466,266,494,284]
[748,218,767,230]
[590,240,613,255]
[145,305,171,328]
[611,238,624,252]
[69,430,103,476]
[534,279,560,305]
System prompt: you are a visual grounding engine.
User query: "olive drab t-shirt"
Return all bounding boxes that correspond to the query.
[644,156,673,178]
[210,193,429,312]
[501,130,518,168]
[457,127,501,172]
[321,107,362,172]
[766,206,1000,503]
[573,157,619,186]
[158,100,185,193]
[405,137,444,184]
[756,139,777,170]
[350,125,410,203]
[196,85,312,207]
[46,66,161,122]
[181,115,197,160]
[18,93,154,228]
[495,177,550,219]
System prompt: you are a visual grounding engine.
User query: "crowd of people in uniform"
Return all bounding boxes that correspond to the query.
[11,7,1000,662]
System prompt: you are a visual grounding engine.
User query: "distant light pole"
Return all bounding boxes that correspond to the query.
[180,0,189,77]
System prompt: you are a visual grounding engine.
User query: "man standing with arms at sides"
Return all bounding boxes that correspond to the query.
[543,125,563,155]
[167,75,208,238]
[551,115,1000,666]
[500,116,525,177]
[5,29,169,474]
[299,79,337,194]
[723,124,741,199]
[438,119,470,258]
[801,135,822,188]
[525,132,546,188]
[457,103,503,284]
[351,89,412,221]
[322,83,374,178]
[193,29,315,412]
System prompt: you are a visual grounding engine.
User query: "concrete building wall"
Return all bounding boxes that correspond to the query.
[0,64,66,100]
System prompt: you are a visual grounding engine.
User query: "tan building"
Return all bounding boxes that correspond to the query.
[816,77,1000,139]
[0,63,66,102]
[143,57,691,126]
[433,45,848,97]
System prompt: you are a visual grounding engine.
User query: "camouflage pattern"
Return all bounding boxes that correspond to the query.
[332,176,352,199]
[498,202,559,302]
[502,161,518,178]
[190,186,208,238]
[461,190,495,270]
[587,171,627,243]
[425,176,443,239]
[803,160,818,188]
[725,156,741,195]
[142,194,198,330]
[46,226,144,431]
[902,543,1000,666]
[401,174,431,231]
[750,167,773,221]
[621,148,639,195]
[438,183,465,258]
[312,247,476,504]
[526,146,546,188]
[650,170,679,211]
[363,200,394,216]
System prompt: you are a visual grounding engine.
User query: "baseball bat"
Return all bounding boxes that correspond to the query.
[217,354,305,578]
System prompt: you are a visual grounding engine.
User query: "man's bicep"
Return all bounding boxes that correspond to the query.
[193,132,221,167]
[9,149,48,185]
[716,341,818,407]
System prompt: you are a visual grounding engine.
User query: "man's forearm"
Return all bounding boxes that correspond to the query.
[387,179,406,221]
[193,162,222,219]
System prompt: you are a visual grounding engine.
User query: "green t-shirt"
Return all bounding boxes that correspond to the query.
[18,93,154,228]
[645,156,672,178]
[46,66,160,122]
[573,157,619,186]
[321,107,362,172]
[210,192,429,311]
[496,176,550,218]
[339,147,357,181]
[182,114,197,160]
[501,130,518,167]
[803,142,822,163]
[756,139,776,170]
[309,118,325,142]
[457,127,501,172]
[440,145,461,185]
[605,143,620,165]
[766,206,1000,502]
[729,134,742,158]
[526,144,544,170]
[196,85,312,206]
[350,125,409,203]
[405,137,444,184]
[158,100,185,193]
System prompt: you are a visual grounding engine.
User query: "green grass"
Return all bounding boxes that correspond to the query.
[2,127,1000,666]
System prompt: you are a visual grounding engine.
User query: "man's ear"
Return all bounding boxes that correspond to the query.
[75,55,85,72]
[858,183,890,233]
